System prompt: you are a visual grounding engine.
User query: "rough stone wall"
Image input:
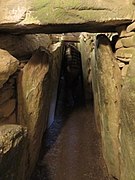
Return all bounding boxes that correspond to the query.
[0,48,28,180]
[0,49,19,125]
[0,34,54,179]
[0,75,17,125]
[0,125,27,180]
[0,34,52,126]
[91,22,135,180]
[115,25,135,180]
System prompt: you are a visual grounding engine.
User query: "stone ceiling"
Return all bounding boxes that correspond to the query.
[0,0,134,34]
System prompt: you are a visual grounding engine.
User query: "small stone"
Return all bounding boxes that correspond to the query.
[115,39,123,49]
[119,31,135,38]
[121,64,129,78]
[115,47,135,60]
[126,21,135,32]
[116,57,131,63]
[121,34,135,47]
[117,61,125,68]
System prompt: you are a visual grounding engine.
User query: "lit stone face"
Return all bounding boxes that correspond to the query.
[0,0,134,33]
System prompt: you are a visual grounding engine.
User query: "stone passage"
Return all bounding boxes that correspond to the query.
[1,14,135,179]
[31,70,109,180]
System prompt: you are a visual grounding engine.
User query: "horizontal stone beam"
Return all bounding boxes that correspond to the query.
[0,0,134,34]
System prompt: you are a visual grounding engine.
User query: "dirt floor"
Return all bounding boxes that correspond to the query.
[31,77,109,180]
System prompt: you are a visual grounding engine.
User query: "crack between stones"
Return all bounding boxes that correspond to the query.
[55,6,111,11]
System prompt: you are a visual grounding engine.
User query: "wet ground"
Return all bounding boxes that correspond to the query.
[31,77,109,180]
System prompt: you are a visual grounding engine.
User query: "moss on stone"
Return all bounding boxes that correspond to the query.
[25,0,134,25]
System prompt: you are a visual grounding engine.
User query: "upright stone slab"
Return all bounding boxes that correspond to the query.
[79,33,95,102]
[91,34,121,179]
[47,42,63,127]
[17,47,52,178]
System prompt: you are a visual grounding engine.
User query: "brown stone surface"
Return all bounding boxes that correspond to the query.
[115,39,123,49]
[115,47,135,61]
[17,46,52,178]
[120,33,135,47]
[0,34,52,58]
[115,27,135,180]
[91,34,121,179]
[0,88,14,105]
[3,112,16,124]
[0,49,19,88]
[115,25,135,38]
[127,21,135,32]
[0,124,27,180]
[117,61,125,68]
[7,112,16,124]
[120,51,135,180]
[79,32,94,102]
[115,31,135,49]
[120,31,135,38]
[121,64,129,79]
[0,0,134,34]
[0,99,16,119]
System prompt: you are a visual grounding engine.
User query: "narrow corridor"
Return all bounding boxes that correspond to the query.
[31,74,109,180]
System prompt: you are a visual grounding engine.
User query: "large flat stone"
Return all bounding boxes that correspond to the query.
[17,46,52,178]
[0,34,52,58]
[91,34,121,179]
[0,0,134,33]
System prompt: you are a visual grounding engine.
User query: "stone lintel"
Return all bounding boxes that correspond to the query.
[0,0,134,34]
[0,21,132,34]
